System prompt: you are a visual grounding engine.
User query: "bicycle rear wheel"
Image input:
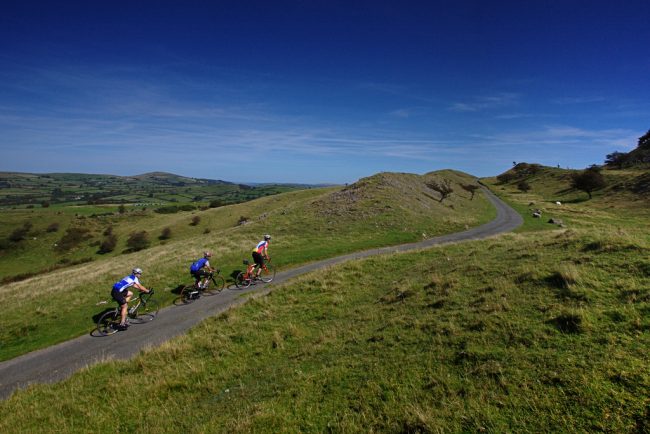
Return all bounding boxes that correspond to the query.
[179,285,199,304]
[97,310,120,336]
[259,263,276,283]
[129,299,160,324]
[235,272,251,289]
[204,274,226,295]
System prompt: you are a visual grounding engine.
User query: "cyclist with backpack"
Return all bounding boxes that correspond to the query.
[111,267,151,331]
[190,251,215,289]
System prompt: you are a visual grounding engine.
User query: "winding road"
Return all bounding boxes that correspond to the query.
[0,188,522,400]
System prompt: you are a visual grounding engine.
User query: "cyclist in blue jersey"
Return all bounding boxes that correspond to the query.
[111,267,150,331]
[190,251,215,289]
[252,235,271,279]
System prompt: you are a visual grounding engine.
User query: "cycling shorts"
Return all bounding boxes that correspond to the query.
[111,289,128,306]
[252,251,265,266]
[191,269,210,280]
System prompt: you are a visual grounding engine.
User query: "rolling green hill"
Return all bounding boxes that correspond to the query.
[0,169,492,361]
[0,170,311,207]
[0,165,648,432]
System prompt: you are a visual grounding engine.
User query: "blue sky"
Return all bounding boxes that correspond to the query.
[1,1,649,184]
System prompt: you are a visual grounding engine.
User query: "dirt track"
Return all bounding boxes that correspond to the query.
[0,188,522,400]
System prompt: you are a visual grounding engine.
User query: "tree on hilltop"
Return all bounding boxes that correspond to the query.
[638,129,650,150]
[604,151,627,169]
[461,184,480,200]
[571,167,606,199]
[426,180,454,203]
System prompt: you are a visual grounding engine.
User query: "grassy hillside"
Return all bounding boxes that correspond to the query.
[0,172,314,282]
[0,170,491,361]
[0,166,648,432]
[487,163,649,204]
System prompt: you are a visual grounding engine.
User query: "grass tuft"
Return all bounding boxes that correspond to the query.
[549,311,584,334]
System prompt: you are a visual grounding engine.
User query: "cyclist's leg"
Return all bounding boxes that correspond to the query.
[122,290,133,325]
[111,289,129,328]
[198,269,209,288]
[252,252,264,278]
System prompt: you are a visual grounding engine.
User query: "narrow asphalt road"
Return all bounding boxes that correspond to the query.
[0,188,522,400]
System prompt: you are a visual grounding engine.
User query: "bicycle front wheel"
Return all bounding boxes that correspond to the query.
[130,300,160,324]
[259,263,276,283]
[97,310,120,336]
[235,272,251,289]
[204,275,226,295]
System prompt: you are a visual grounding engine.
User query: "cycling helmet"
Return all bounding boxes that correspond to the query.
[204,251,212,258]
[264,234,271,240]
[132,267,143,275]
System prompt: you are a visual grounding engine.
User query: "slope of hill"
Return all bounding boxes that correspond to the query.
[487,163,649,203]
[0,169,494,361]
[0,168,648,432]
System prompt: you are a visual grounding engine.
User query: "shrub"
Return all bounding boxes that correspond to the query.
[517,181,531,192]
[126,231,150,251]
[496,173,516,184]
[209,200,224,208]
[190,216,201,226]
[8,222,34,242]
[159,227,172,240]
[155,206,179,214]
[98,234,118,254]
[154,204,197,214]
[56,227,92,251]
[8,227,29,243]
[46,222,60,233]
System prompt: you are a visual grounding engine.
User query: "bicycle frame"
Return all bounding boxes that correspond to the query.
[242,258,272,279]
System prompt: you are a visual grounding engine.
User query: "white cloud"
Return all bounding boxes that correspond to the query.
[448,93,520,112]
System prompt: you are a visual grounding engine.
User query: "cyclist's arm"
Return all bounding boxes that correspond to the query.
[133,282,150,293]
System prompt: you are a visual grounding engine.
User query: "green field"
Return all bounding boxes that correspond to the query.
[0,172,315,282]
[0,166,648,432]
[0,171,312,208]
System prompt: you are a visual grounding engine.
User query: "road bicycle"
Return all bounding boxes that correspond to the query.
[97,289,159,336]
[235,258,275,289]
[179,269,226,304]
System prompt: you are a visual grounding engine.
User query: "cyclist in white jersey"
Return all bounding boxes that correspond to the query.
[111,267,151,331]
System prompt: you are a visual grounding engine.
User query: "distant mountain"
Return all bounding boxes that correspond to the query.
[130,172,233,185]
